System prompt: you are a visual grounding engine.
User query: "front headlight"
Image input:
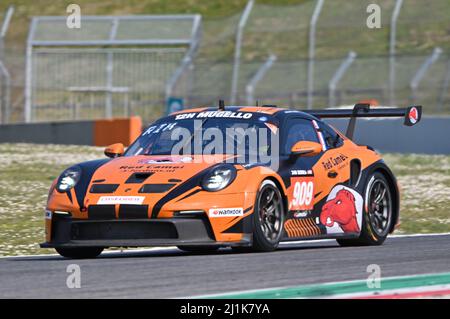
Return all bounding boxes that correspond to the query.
[201,164,236,192]
[56,166,82,193]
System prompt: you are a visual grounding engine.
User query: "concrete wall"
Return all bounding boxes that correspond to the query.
[0,116,449,154]
[0,117,142,146]
[0,121,94,145]
[328,116,450,155]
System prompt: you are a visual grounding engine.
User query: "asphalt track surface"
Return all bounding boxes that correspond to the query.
[0,234,449,298]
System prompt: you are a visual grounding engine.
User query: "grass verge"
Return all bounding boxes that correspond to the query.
[0,144,448,256]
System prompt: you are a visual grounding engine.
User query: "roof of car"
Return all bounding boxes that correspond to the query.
[170,106,318,121]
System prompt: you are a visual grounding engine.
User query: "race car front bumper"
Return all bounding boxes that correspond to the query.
[40,215,250,248]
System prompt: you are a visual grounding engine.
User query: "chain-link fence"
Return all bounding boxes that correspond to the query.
[25,15,202,123]
[31,48,186,122]
[1,1,450,124]
[172,0,450,114]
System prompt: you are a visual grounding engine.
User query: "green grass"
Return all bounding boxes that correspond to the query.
[383,154,450,234]
[0,143,103,256]
[0,143,449,256]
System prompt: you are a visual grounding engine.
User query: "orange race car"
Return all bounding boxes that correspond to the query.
[40,103,422,258]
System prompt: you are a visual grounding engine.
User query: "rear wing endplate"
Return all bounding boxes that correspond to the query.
[305,104,422,140]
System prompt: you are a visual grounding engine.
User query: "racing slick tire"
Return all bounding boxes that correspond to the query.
[251,180,285,252]
[55,247,104,259]
[337,172,393,247]
[177,246,219,253]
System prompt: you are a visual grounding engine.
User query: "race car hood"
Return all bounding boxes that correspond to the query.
[91,154,229,184]
[78,154,234,212]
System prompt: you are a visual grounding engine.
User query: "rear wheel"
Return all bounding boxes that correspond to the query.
[55,247,104,259]
[337,172,393,247]
[251,180,285,252]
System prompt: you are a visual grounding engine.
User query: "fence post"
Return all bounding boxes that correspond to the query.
[105,18,119,119]
[389,0,403,106]
[0,6,14,124]
[328,51,357,108]
[245,55,277,105]
[165,15,202,112]
[410,47,442,104]
[0,60,10,124]
[307,0,325,110]
[230,0,254,105]
[437,60,450,113]
[25,18,38,123]
[0,5,14,60]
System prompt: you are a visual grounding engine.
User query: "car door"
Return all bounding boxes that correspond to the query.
[312,121,350,205]
[281,117,323,214]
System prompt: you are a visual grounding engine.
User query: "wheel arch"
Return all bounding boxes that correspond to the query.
[368,164,400,234]
[263,176,289,216]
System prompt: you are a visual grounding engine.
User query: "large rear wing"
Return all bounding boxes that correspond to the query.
[304,103,422,140]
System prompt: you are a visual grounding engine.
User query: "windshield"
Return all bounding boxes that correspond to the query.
[125,114,278,160]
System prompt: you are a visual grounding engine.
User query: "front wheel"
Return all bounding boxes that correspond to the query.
[251,180,285,252]
[337,172,393,247]
[55,247,104,259]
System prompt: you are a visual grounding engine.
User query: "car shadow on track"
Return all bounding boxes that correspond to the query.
[5,242,342,262]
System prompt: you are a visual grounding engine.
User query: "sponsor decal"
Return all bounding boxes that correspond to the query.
[258,116,268,122]
[409,107,419,124]
[45,210,52,220]
[288,177,314,211]
[137,156,193,165]
[293,211,310,218]
[98,196,145,205]
[119,164,184,173]
[142,122,177,136]
[320,185,363,234]
[291,169,313,176]
[321,154,349,170]
[175,111,253,121]
[209,207,244,218]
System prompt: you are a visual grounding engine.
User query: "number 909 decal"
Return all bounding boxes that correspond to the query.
[288,177,314,211]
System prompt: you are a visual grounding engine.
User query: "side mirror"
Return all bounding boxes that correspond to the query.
[104,143,124,158]
[290,141,322,157]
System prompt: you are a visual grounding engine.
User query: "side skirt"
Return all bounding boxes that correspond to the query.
[281,232,360,242]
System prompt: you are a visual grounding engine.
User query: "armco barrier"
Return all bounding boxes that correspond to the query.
[0,117,142,147]
[328,116,450,155]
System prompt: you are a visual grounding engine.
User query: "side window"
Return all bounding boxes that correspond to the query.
[285,118,319,154]
[318,122,344,149]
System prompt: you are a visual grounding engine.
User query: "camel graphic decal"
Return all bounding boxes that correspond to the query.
[320,185,363,234]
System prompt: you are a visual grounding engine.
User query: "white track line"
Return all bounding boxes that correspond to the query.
[0,247,179,260]
[2,232,450,259]
[280,232,450,246]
